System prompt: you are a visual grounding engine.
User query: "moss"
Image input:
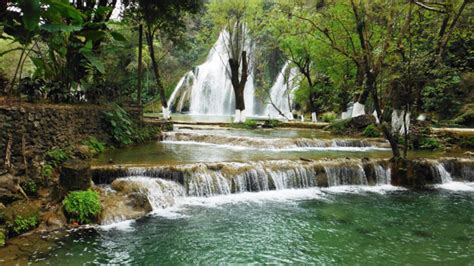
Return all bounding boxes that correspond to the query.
[63,190,101,224]
[45,148,72,167]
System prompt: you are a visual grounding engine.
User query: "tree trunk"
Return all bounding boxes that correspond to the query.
[145,26,169,119]
[229,51,248,122]
[137,24,143,106]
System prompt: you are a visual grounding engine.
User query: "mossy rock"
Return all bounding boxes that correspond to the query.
[3,201,40,236]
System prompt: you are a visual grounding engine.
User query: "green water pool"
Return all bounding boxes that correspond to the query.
[32,189,474,264]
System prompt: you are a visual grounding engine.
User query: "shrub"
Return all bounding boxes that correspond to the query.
[103,104,135,145]
[321,112,337,123]
[419,137,442,150]
[327,119,349,135]
[82,137,106,155]
[243,119,258,129]
[11,215,39,235]
[263,119,281,128]
[45,148,71,167]
[41,163,54,178]
[363,124,381,137]
[63,190,101,224]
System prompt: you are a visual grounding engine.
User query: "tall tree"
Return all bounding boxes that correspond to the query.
[124,0,202,119]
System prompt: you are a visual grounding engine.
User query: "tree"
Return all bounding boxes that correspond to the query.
[207,0,263,122]
[123,0,202,119]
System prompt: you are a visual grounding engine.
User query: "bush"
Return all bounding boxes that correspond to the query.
[320,112,337,123]
[11,215,39,235]
[327,119,349,135]
[41,163,54,178]
[243,119,258,129]
[63,190,101,224]
[45,148,71,167]
[103,104,135,145]
[363,124,381,137]
[81,137,106,155]
[419,137,442,150]
[263,119,281,128]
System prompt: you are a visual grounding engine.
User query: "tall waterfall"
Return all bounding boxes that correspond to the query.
[264,62,299,119]
[168,30,261,116]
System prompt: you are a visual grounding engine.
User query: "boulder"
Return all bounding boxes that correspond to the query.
[98,190,152,225]
[346,114,376,130]
[0,174,28,204]
[2,200,40,236]
[59,159,92,192]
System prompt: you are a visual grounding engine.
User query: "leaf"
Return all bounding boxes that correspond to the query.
[110,31,127,42]
[40,24,83,33]
[0,47,24,57]
[21,0,40,31]
[81,51,105,74]
[81,30,107,42]
[43,0,84,23]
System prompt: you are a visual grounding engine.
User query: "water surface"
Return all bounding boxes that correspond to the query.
[34,189,474,264]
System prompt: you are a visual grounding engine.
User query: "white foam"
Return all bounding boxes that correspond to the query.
[322,185,406,194]
[161,140,390,152]
[434,182,474,192]
[99,220,135,231]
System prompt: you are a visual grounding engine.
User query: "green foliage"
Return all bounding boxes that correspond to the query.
[21,180,38,196]
[422,69,464,119]
[243,119,258,129]
[103,104,135,145]
[320,112,337,123]
[81,137,106,155]
[418,137,442,150]
[63,190,101,224]
[103,104,159,145]
[11,215,39,235]
[459,136,474,149]
[327,119,349,135]
[363,124,381,138]
[263,119,281,128]
[45,148,71,167]
[41,163,54,178]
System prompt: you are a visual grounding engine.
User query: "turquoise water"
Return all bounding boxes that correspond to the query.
[33,189,474,264]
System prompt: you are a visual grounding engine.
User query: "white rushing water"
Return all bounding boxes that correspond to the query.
[264,62,299,120]
[168,30,261,116]
[161,131,390,152]
[431,162,474,191]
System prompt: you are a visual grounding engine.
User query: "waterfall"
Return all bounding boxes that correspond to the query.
[431,162,453,184]
[324,164,368,186]
[161,131,390,151]
[265,62,299,119]
[168,30,262,116]
[374,164,391,185]
[112,177,186,210]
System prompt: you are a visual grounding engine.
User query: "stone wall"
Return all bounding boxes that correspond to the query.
[0,103,142,177]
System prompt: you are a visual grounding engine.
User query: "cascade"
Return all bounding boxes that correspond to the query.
[168,30,262,116]
[112,177,186,209]
[430,162,453,184]
[161,131,390,150]
[265,62,299,119]
[373,163,391,185]
[323,163,368,186]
